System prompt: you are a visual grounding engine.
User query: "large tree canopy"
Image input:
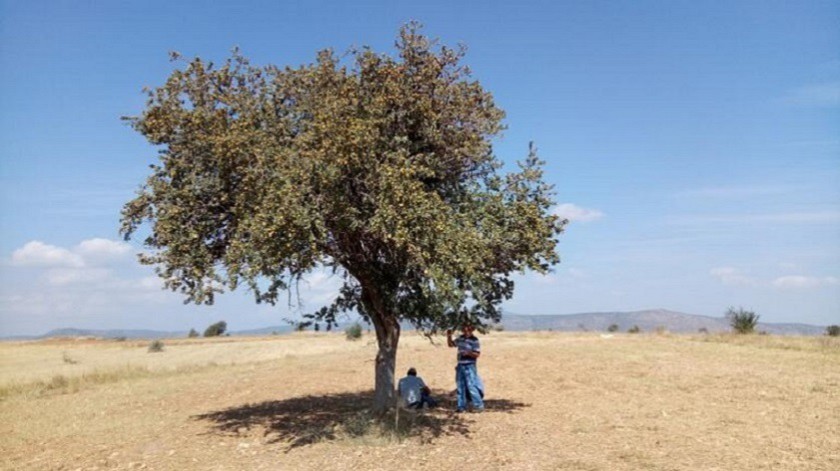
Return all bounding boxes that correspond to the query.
[122,24,565,412]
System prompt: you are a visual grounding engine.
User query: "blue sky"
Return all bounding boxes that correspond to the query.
[1,0,838,335]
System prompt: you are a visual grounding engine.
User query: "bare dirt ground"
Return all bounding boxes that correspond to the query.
[1,331,838,470]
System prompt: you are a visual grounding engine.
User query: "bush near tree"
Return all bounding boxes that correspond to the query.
[628,325,641,334]
[827,325,840,337]
[345,322,363,341]
[120,24,563,413]
[607,324,619,333]
[187,328,199,338]
[726,307,759,334]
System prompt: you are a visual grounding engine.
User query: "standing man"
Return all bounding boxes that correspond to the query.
[447,324,485,413]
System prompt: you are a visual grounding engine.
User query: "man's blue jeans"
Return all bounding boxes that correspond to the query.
[455,363,484,411]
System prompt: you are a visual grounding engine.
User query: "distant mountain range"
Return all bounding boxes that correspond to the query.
[2,309,830,340]
[502,309,828,335]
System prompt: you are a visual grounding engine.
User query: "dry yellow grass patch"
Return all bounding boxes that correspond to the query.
[1,331,838,470]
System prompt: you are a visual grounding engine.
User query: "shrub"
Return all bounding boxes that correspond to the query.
[826,325,840,337]
[627,325,641,334]
[607,324,619,333]
[187,328,199,338]
[345,322,363,341]
[62,352,79,364]
[113,336,128,342]
[698,327,709,334]
[49,374,69,390]
[148,340,164,352]
[726,307,759,334]
[203,321,227,337]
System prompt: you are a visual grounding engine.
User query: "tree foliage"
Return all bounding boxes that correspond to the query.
[826,325,840,337]
[726,307,759,334]
[121,23,565,411]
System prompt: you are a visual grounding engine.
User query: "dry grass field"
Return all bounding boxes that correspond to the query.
[1,331,838,470]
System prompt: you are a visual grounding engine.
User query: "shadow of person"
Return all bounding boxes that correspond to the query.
[193,390,528,451]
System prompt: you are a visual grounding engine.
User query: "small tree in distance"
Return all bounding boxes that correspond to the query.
[204,321,227,337]
[607,324,619,333]
[187,328,199,338]
[826,325,840,337]
[726,307,759,334]
[345,322,363,341]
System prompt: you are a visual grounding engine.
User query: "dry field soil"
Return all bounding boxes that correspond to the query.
[1,332,838,470]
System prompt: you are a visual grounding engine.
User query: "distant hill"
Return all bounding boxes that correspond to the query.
[39,328,187,340]
[7,320,365,341]
[234,319,364,336]
[2,309,829,340]
[501,309,827,335]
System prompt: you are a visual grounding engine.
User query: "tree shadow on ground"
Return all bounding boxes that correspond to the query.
[194,389,528,451]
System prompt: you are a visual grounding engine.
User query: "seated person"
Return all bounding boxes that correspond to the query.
[397,367,437,409]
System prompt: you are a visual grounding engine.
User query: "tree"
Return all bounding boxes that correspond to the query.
[726,307,759,334]
[826,325,839,337]
[606,323,619,333]
[187,328,199,338]
[203,321,227,337]
[121,24,564,413]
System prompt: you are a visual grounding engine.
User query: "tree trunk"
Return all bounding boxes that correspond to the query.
[372,315,400,415]
[360,281,401,415]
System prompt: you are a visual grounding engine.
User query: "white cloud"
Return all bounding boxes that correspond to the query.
[783,81,840,108]
[710,267,839,290]
[11,241,85,268]
[772,275,840,289]
[75,238,131,262]
[9,238,137,289]
[552,203,604,223]
[138,276,164,291]
[710,267,757,287]
[45,268,112,285]
[10,238,133,268]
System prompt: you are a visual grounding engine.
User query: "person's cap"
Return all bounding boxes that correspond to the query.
[407,367,417,376]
